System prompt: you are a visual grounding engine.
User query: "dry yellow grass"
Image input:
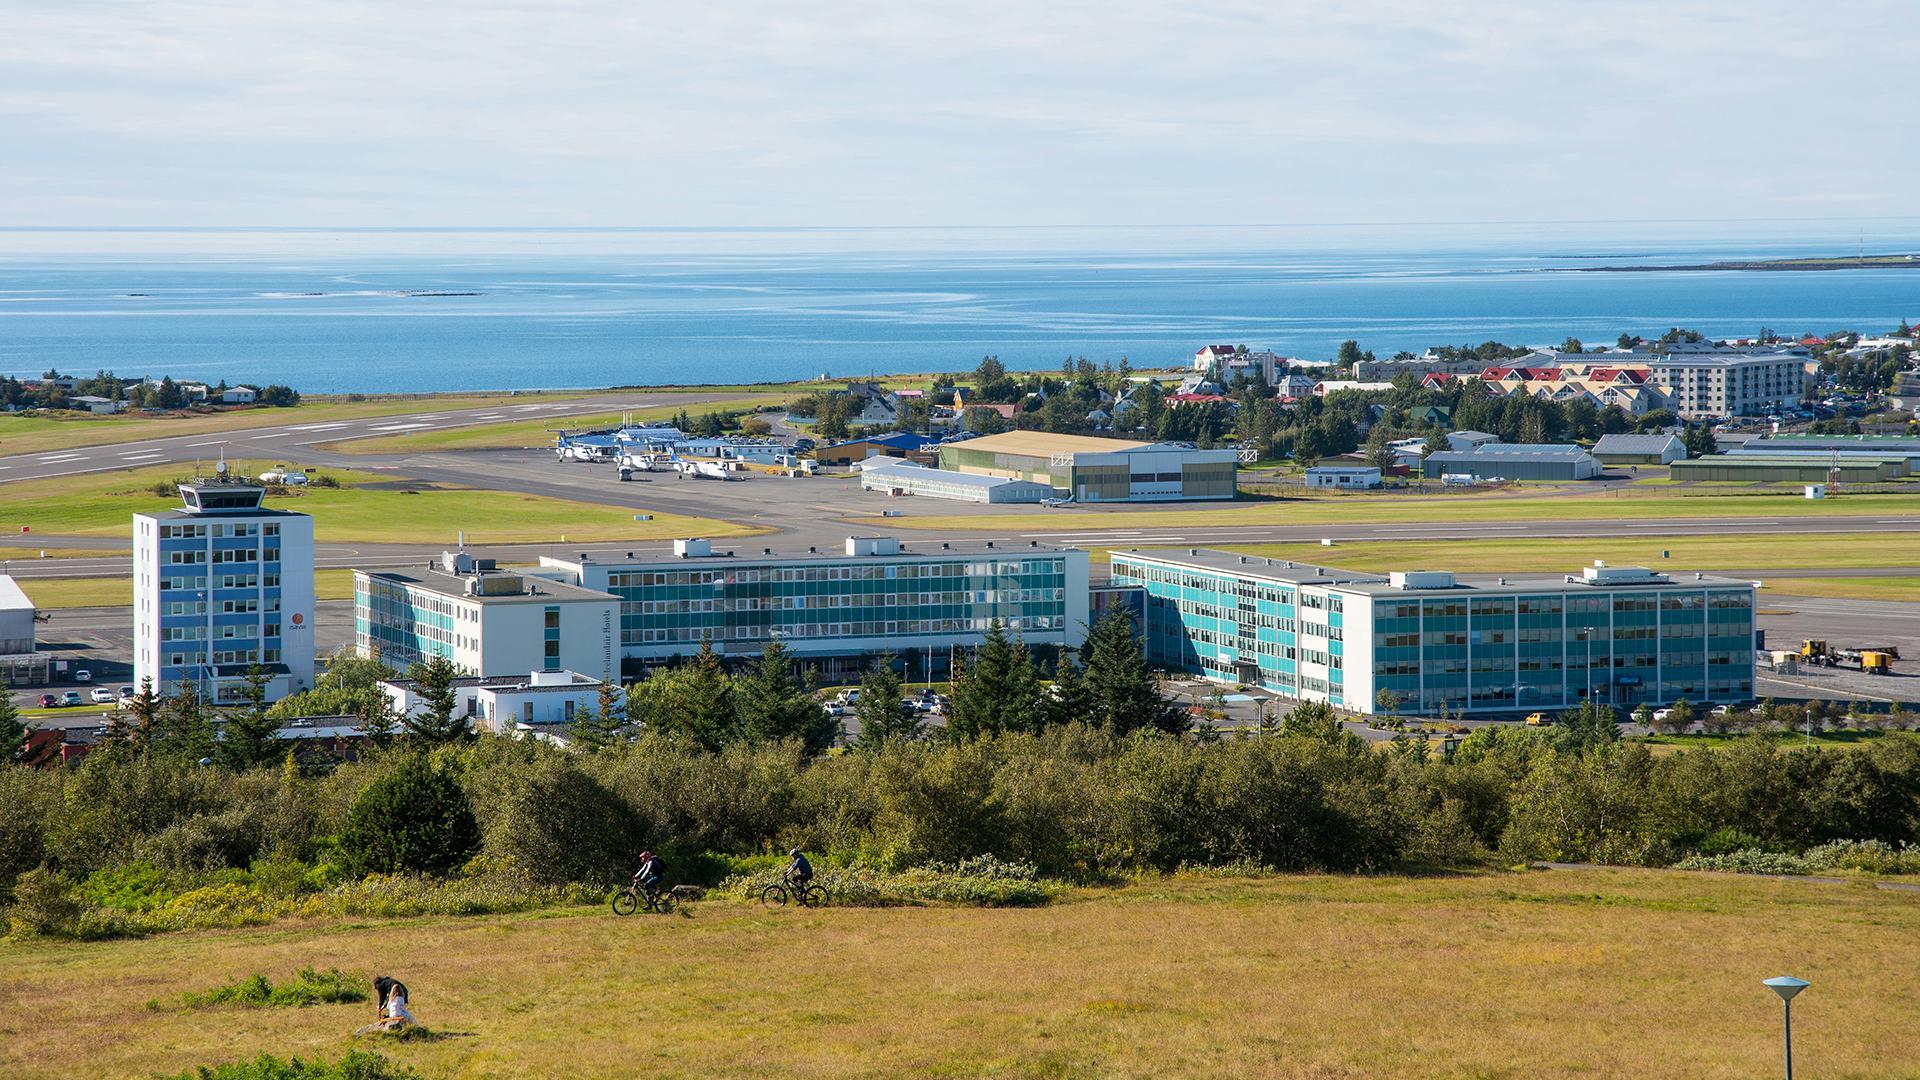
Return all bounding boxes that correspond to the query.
[2,870,1915,1079]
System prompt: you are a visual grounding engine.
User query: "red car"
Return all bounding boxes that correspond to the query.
[39,693,58,708]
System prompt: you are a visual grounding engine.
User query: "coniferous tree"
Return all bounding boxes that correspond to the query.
[356,684,399,747]
[735,640,835,753]
[631,638,736,750]
[854,654,920,748]
[1044,652,1095,729]
[218,665,280,769]
[944,621,1041,739]
[157,681,216,764]
[106,676,163,753]
[1554,700,1621,753]
[403,654,471,745]
[0,676,27,763]
[570,677,627,752]
[1083,608,1186,735]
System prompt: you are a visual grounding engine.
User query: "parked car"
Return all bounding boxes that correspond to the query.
[1650,708,1674,723]
[1523,712,1549,726]
[39,693,57,708]
[60,691,82,707]
[89,687,115,703]
[119,685,135,699]
[72,669,92,683]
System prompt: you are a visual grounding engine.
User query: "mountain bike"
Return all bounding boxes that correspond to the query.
[759,875,831,908]
[611,878,675,915]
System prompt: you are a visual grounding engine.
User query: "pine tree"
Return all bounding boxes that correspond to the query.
[107,676,163,753]
[0,676,27,763]
[157,681,216,764]
[1044,652,1095,729]
[631,639,736,750]
[944,621,1042,739]
[356,685,399,747]
[403,654,471,745]
[570,677,627,752]
[735,640,835,753]
[854,654,920,748]
[1084,609,1186,735]
[218,665,280,769]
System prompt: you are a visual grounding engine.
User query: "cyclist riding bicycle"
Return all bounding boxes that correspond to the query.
[785,848,813,887]
[633,850,664,892]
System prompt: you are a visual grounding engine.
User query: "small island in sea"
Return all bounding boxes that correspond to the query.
[1566,253,1920,272]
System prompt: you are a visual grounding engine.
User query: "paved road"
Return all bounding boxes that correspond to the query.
[0,392,757,484]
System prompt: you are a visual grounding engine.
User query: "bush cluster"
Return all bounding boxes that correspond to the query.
[5,726,1920,938]
[1677,838,1920,877]
[169,968,367,1010]
[156,1050,418,1080]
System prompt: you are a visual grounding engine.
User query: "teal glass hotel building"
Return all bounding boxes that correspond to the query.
[1111,549,1755,715]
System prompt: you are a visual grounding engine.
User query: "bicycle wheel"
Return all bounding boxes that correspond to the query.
[759,883,790,908]
[802,884,831,908]
[650,891,676,914]
[611,888,639,916]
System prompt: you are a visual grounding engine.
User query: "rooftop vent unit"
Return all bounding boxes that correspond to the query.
[1579,562,1666,586]
[845,536,901,557]
[1389,571,1456,590]
[441,551,476,575]
[674,538,713,559]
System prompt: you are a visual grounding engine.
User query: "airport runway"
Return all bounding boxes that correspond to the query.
[0,392,758,484]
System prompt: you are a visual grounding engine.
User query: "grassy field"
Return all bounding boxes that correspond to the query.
[4,870,1916,1079]
[1108,534,1920,576]
[1763,576,1920,603]
[857,490,1920,532]
[0,391,653,458]
[20,569,358,610]
[325,395,785,454]
[0,460,762,544]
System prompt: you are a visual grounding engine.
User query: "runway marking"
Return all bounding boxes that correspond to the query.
[188,441,228,447]
[118,448,164,457]
[37,453,85,462]
[286,422,352,432]
[368,422,434,432]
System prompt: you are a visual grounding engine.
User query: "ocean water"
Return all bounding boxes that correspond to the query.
[0,225,1916,394]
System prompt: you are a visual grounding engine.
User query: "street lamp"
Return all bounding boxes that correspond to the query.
[1763,976,1809,1080]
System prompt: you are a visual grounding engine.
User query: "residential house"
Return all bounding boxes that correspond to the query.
[69,395,121,415]
[221,385,259,405]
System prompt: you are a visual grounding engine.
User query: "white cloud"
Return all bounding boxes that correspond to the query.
[0,0,1912,226]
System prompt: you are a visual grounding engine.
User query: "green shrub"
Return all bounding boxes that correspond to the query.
[1673,849,1818,875]
[174,967,367,1010]
[156,1049,419,1080]
[338,754,480,876]
[1803,839,1920,875]
[6,866,81,937]
[71,861,177,912]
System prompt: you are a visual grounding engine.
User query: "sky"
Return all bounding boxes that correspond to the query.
[1,1,1915,230]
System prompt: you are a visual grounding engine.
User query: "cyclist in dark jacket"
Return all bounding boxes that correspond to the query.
[786,848,813,886]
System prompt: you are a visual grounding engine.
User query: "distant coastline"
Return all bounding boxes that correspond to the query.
[1565,254,1920,273]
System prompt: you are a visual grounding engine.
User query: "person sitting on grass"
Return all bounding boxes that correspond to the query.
[355,976,414,1034]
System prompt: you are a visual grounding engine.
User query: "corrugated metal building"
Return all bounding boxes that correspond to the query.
[1590,433,1685,465]
[937,431,1238,501]
[1671,455,1908,483]
[1422,444,1603,481]
[859,460,1056,503]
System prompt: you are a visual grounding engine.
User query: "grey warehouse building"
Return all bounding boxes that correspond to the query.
[1423,444,1603,481]
[859,459,1055,503]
